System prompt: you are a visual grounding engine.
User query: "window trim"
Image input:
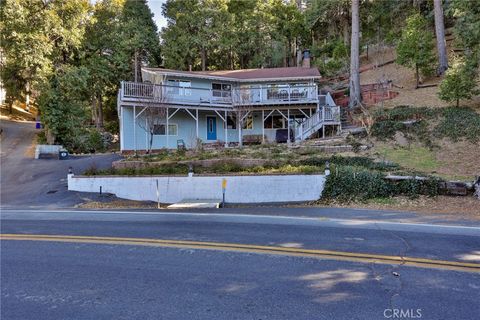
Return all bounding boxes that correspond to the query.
[166,79,191,96]
[153,123,178,136]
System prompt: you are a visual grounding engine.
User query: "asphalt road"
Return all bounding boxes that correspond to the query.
[0,119,121,207]
[2,209,479,320]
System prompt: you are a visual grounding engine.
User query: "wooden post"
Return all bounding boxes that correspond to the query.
[133,106,137,154]
[224,110,228,147]
[196,109,199,141]
[166,107,169,149]
[287,109,291,144]
[262,110,265,144]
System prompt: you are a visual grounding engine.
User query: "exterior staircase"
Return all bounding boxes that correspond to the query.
[294,105,341,142]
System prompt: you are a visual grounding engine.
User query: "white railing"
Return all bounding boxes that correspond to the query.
[295,106,341,141]
[120,81,319,107]
[232,84,318,106]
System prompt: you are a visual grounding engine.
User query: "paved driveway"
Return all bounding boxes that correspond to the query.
[0,119,121,208]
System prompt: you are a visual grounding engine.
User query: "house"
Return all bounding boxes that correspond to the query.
[117,51,341,152]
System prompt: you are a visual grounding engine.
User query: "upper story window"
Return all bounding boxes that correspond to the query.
[212,83,231,98]
[166,80,191,96]
[266,83,308,100]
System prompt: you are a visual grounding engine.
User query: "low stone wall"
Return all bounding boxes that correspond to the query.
[112,158,278,170]
[67,173,326,204]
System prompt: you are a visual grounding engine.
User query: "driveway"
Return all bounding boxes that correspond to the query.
[0,119,121,208]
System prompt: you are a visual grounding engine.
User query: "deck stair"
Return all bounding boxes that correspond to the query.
[294,105,341,142]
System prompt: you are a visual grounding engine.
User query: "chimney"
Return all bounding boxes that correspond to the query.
[302,49,311,68]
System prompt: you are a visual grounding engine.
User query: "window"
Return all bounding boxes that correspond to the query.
[153,124,178,136]
[212,83,231,98]
[267,84,289,100]
[166,80,191,96]
[290,83,308,99]
[226,115,236,129]
[264,115,286,129]
[243,114,253,130]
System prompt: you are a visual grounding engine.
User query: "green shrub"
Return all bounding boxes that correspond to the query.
[434,107,480,142]
[322,166,392,201]
[322,165,442,202]
[300,155,399,171]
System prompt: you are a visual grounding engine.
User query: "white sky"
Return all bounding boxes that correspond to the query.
[147,0,168,31]
[90,0,168,31]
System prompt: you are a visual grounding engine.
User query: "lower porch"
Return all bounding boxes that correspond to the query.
[119,105,340,152]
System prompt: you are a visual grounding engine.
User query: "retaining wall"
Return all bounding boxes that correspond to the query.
[67,173,326,204]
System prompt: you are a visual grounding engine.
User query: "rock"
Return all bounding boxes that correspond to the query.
[394,131,408,146]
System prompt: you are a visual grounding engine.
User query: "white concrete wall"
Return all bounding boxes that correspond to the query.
[68,174,326,204]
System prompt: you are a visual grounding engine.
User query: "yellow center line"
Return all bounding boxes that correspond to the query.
[1,234,479,273]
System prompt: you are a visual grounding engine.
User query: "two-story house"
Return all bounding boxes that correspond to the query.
[117,53,340,152]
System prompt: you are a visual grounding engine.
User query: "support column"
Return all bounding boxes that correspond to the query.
[196,109,199,141]
[166,107,169,149]
[262,110,265,144]
[145,117,148,151]
[224,110,228,148]
[133,106,137,155]
[238,112,242,147]
[287,109,291,144]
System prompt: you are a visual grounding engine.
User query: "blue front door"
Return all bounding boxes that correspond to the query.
[207,116,217,140]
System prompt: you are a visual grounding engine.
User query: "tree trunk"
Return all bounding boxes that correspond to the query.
[95,95,104,129]
[349,0,361,109]
[25,81,30,111]
[134,50,138,82]
[415,63,419,89]
[456,98,459,107]
[201,47,206,71]
[149,132,154,153]
[433,0,448,75]
[342,16,350,46]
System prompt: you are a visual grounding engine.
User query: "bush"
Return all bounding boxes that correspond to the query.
[322,166,392,201]
[299,155,399,171]
[322,165,442,202]
[434,107,480,142]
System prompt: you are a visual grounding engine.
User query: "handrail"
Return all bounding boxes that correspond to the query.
[120,81,319,106]
[294,106,341,141]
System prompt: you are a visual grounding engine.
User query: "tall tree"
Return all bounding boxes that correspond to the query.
[396,13,436,88]
[349,0,361,109]
[438,57,477,107]
[0,0,54,110]
[433,0,448,75]
[120,0,161,81]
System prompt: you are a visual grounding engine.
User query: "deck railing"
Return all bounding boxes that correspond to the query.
[295,106,341,141]
[120,81,320,107]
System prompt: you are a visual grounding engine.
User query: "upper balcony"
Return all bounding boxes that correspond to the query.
[119,81,322,108]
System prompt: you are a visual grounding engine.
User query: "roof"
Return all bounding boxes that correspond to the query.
[142,67,321,82]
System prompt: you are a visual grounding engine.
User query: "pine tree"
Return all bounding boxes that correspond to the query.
[438,57,477,107]
[349,0,361,108]
[396,13,436,88]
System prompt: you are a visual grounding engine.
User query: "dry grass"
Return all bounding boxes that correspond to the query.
[78,199,163,209]
[321,195,480,221]
[359,47,480,110]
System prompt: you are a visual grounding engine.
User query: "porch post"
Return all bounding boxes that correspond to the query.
[133,106,137,154]
[224,110,228,147]
[166,107,169,149]
[262,110,265,144]
[145,117,148,150]
[196,109,199,140]
[238,112,242,147]
[287,109,291,144]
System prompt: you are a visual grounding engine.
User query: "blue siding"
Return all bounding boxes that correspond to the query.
[120,106,301,151]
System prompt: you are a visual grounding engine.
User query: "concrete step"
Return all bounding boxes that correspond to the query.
[167,199,221,209]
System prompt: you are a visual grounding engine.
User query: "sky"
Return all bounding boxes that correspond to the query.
[147,0,168,31]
